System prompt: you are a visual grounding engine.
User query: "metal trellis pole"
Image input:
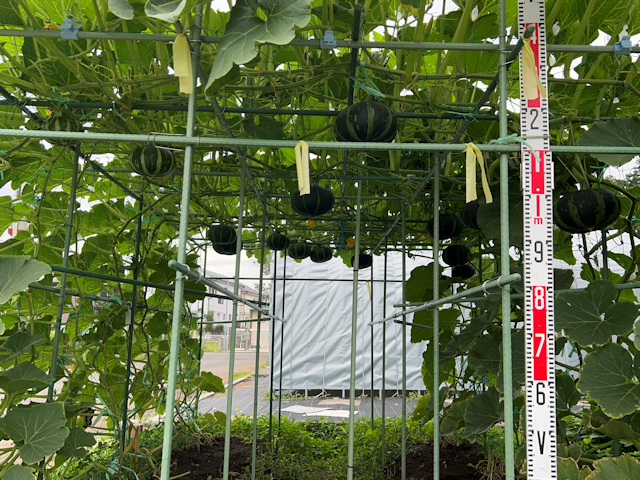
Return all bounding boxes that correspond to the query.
[433,161,441,480]
[277,256,286,435]
[381,247,388,466]
[268,253,277,443]
[370,265,375,428]
[401,205,407,480]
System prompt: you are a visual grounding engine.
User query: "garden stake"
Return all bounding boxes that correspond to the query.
[381,247,388,466]
[277,255,286,436]
[268,253,278,443]
[433,159,441,480]
[401,204,407,480]
[370,265,375,427]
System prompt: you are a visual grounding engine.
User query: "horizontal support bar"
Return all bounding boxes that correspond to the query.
[3,129,640,154]
[370,273,521,325]
[198,319,264,324]
[1,30,637,54]
[393,320,433,330]
[168,260,284,323]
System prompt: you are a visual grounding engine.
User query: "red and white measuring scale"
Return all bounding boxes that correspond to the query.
[518,1,557,479]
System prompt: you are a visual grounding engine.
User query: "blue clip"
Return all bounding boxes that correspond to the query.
[614,35,632,55]
[60,18,79,41]
[320,30,337,49]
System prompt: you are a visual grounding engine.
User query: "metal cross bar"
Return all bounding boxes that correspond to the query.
[168,260,284,323]
[369,273,521,325]
[393,320,433,330]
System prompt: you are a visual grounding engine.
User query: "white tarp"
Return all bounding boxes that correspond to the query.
[270,252,429,391]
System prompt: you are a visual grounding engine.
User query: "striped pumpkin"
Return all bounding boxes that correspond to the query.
[291,186,335,217]
[310,246,333,263]
[426,214,465,240]
[554,188,621,234]
[350,253,373,269]
[334,101,397,143]
[288,242,312,260]
[213,238,241,255]
[442,245,470,267]
[129,146,176,177]
[460,200,481,230]
[266,232,290,251]
[44,115,82,146]
[208,225,236,245]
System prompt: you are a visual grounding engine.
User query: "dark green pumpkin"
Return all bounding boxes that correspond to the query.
[266,232,290,251]
[426,214,465,240]
[213,239,242,255]
[208,225,236,245]
[554,188,621,234]
[451,264,475,280]
[291,186,335,217]
[442,245,470,267]
[460,200,481,230]
[334,101,397,143]
[350,253,373,269]
[288,242,312,260]
[129,145,176,177]
[44,115,82,146]
[310,246,333,263]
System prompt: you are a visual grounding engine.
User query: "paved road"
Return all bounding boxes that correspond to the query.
[199,350,270,383]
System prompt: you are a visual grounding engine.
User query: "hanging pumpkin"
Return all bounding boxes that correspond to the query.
[554,188,621,234]
[426,214,465,240]
[350,252,373,269]
[442,245,470,267]
[213,239,241,255]
[44,115,82,146]
[208,225,236,245]
[291,186,335,217]
[334,101,397,143]
[460,199,481,230]
[129,145,176,177]
[310,246,333,263]
[288,242,312,260]
[452,264,475,280]
[266,232,290,251]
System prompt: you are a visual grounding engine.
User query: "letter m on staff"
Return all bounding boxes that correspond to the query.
[534,217,543,224]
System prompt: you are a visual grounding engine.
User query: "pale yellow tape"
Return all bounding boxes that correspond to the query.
[173,34,193,94]
[294,141,310,195]
[465,142,493,204]
[522,37,547,100]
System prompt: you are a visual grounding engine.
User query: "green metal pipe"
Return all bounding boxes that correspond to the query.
[498,1,515,478]
[5,128,640,154]
[381,248,388,467]
[347,154,363,480]
[433,164,440,480]
[1,29,636,53]
[195,244,208,414]
[223,151,247,480]
[27,283,134,305]
[268,253,278,443]
[159,7,202,479]
[47,143,81,403]
[277,256,286,435]
[401,205,407,480]
[370,265,375,428]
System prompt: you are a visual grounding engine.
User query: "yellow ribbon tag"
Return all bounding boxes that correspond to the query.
[365,281,372,300]
[173,34,193,94]
[522,37,547,100]
[465,142,493,204]
[294,141,310,195]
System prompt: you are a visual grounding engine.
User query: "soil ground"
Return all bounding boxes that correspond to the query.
[171,437,259,479]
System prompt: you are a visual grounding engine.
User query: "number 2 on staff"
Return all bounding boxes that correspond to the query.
[533,286,545,310]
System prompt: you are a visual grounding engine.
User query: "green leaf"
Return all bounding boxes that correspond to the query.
[558,457,581,480]
[108,0,134,20]
[477,194,523,247]
[556,371,582,416]
[0,256,51,304]
[57,427,96,458]
[585,455,640,479]
[440,397,470,437]
[410,308,460,343]
[577,343,640,418]
[197,371,225,393]
[3,465,36,480]
[0,402,69,464]
[145,0,187,22]
[468,335,501,376]
[205,0,312,90]
[634,319,640,351]
[457,313,492,351]
[555,280,637,346]
[497,329,525,391]
[0,331,46,364]
[462,387,502,441]
[0,362,53,394]
[0,1,23,26]
[243,116,286,140]
[577,118,640,166]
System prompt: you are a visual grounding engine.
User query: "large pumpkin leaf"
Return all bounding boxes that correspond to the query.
[577,343,640,418]
[556,371,582,416]
[145,0,187,22]
[3,465,36,480]
[555,280,637,346]
[57,427,96,458]
[0,402,69,464]
[0,256,51,304]
[477,194,523,247]
[577,118,640,166]
[205,0,312,90]
[0,362,53,395]
[468,335,501,376]
[196,371,225,393]
[0,331,46,364]
[108,0,135,20]
[410,308,460,343]
[558,457,582,480]
[585,455,640,479]
[634,319,640,351]
[0,1,23,26]
[462,387,502,441]
[497,329,525,391]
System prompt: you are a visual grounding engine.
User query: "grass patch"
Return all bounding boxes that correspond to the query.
[202,341,221,353]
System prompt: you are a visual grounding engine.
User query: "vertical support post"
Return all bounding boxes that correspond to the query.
[601,229,617,457]
[223,150,247,480]
[401,205,407,480]
[433,162,441,480]
[381,248,388,466]
[347,153,363,480]
[195,244,207,414]
[268,253,278,443]
[121,198,143,451]
[277,256,286,435]
[159,7,202,479]
[370,265,375,427]
[498,0,515,477]
[47,142,82,402]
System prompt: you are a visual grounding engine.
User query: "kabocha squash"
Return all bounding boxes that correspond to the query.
[44,115,82,146]
[208,225,236,245]
[129,146,176,177]
[288,242,312,260]
[442,245,470,267]
[554,188,621,234]
[350,253,373,269]
[426,214,464,240]
[266,232,290,251]
[334,101,397,143]
[213,239,241,255]
[310,246,333,263]
[460,200,481,230]
[291,186,335,217]
[451,264,475,280]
